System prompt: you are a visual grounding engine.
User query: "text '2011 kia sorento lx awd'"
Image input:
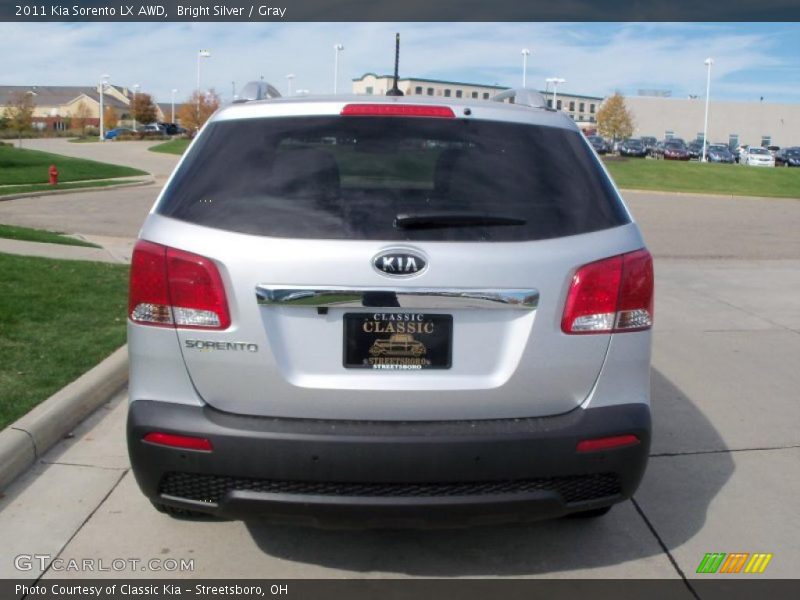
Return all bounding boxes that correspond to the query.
[127,90,653,528]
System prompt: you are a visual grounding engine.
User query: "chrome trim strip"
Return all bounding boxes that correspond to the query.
[256,286,539,310]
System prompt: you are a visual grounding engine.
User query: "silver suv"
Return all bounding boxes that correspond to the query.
[127,86,654,527]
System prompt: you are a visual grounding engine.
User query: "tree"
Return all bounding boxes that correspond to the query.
[177,89,221,132]
[104,105,119,130]
[71,101,92,136]
[4,90,36,147]
[131,92,158,126]
[597,92,634,142]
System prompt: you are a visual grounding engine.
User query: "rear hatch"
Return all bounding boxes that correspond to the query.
[140,101,643,421]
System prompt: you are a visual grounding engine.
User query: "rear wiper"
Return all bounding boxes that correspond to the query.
[394,211,526,229]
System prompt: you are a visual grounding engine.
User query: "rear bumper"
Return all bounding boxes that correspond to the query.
[127,400,650,528]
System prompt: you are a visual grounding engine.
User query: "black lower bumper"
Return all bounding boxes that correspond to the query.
[127,400,651,528]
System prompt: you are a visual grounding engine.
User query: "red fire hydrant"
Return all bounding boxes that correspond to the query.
[48,165,59,186]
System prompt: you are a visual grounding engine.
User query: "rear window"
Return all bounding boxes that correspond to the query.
[157,116,629,242]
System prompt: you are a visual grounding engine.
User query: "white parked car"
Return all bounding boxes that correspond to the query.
[741,146,775,167]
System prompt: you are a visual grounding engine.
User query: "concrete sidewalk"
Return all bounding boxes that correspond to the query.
[0,237,128,263]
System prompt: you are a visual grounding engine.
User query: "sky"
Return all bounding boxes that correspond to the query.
[0,22,798,105]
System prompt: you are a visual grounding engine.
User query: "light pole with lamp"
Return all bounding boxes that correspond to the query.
[546,77,566,110]
[171,88,178,123]
[196,50,211,124]
[701,58,714,163]
[98,74,109,141]
[286,73,295,96]
[333,44,344,94]
[521,48,531,87]
[132,83,140,131]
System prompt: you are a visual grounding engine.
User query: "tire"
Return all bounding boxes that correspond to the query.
[151,500,210,519]
[567,505,612,519]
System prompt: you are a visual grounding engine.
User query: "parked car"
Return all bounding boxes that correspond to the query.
[126,85,654,527]
[587,135,610,154]
[775,147,800,167]
[686,140,709,160]
[104,127,134,140]
[741,146,775,167]
[706,144,735,164]
[640,136,658,156]
[158,122,186,136]
[618,138,647,157]
[659,141,690,161]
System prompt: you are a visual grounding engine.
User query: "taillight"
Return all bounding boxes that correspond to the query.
[340,104,455,118]
[129,241,230,330]
[562,249,653,334]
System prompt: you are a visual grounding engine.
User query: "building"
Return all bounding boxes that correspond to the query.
[352,73,603,129]
[0,84,167,131]
[625,96,800,148]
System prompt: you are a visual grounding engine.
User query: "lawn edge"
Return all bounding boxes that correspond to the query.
[619,187,800,201]
[0,176,154,201]
[0,345,128,491]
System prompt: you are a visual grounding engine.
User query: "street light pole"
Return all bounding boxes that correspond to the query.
[171,88,178,123]
[546,77,566,110]
[196,50,211,125]
[333,44,344,94]
[98,74,109,141]
[702,58,714,163]
[132,83,140,131]
[286,74,295,96]
[521,48,530,87]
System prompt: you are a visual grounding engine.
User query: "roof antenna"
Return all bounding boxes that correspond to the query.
[386,33,404,96]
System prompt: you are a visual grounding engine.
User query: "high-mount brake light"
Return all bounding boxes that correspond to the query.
[561,249,654,334]
[129,241,231,330]
[340,104,455,118]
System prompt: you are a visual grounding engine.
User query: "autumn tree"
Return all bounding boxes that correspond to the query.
[597,92,634,142]
[71,100,92,136]
[4,90,36,146]
[131,92,158,126]
[104,105,119,130]
[177,89,220,132]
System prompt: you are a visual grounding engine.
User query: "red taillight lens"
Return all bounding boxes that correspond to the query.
[562,249,653,334]
[129,241,230,330]
[143,432,213,451]
[340,104,455,118]
[576,434,640,453]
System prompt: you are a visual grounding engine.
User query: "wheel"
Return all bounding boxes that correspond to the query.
[567,505,612,519]
[151,500,210,519]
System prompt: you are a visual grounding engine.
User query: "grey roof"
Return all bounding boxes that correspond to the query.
[0,85,130,110]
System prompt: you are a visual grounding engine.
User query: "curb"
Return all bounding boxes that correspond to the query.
[0,177,154,202]
[619,187,800,202]
[0,345,128,491]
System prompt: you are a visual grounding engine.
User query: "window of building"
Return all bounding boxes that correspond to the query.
[569,101,575,111]
[556,100,562,110]
[697,132,705,143]
[427,87,434,96]
[483,92,490,99]
[471,91,478,99]
[761,135,771,147]
[365,86,373,95]
[547,99,553,108]
[729,134,739,148]
[665,130,674,139]
[444,89,451,97]
[456,90,462,98]
[415,86,422,95]
[590,103,596,113]
[589,116,596,123]
[579,102,585,112]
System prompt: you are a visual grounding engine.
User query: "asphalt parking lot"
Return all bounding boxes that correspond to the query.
[0,140,798,589]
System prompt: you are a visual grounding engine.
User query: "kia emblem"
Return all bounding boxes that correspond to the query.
[373,249,427,277]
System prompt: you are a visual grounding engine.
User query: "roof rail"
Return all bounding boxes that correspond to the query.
[233,81,282,103]
[491,88,549,109]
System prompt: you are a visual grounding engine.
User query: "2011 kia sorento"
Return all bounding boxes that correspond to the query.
[126,84,654,528]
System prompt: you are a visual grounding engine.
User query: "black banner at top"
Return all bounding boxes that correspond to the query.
[1,0,800,22]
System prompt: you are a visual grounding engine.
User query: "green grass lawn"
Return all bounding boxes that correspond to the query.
[605,158,800,199]
[0,253,129,429]
[149,138,191,155]
[0,145,146,186]
[0,224,99,247]
[0,179,143,198]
